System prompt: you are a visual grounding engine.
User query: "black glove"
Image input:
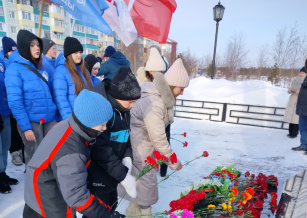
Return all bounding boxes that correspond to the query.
[110,211,125,218]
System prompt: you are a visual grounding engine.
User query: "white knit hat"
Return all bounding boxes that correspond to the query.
[144,47,166,72]
[164,58,190,88]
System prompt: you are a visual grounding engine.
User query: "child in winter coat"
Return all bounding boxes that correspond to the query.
[5,30,57,165]
[53,37,92,121]
[136,47,170,177]
[84,54,101,86]
[1,37,24,167]
[23,89,125,218]
[123,58,189,217]
[0,58,18,194]
[86,67,141,212]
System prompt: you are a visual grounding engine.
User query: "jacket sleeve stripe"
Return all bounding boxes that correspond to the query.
[85,160,91,168]
[66,205,73,218]
[33,126,73,217]
[76,194,95,211]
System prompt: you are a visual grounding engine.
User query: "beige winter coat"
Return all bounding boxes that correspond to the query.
[119,72,181,206]
[284,76,305,124]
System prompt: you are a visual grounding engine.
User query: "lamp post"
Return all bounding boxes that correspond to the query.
[211,1,225,79]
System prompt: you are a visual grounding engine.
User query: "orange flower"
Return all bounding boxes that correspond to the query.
[230,187,238,196]
[247,187,255,195]
[241,193,248,201]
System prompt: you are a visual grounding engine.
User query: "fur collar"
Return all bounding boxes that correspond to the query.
[153,72,175,108]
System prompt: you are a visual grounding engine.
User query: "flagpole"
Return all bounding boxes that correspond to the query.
[38,0,44,37]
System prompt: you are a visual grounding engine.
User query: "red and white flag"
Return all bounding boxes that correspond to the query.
[124,0,177,43]
[103,0,138,46]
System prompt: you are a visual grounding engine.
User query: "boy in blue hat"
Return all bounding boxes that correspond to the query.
[23,89,125,218]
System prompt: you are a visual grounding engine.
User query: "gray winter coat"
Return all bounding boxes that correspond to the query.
[284,76,305,124]
[118,72,181,206]
[24,116,115,218]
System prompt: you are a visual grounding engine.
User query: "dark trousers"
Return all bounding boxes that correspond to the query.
[83,190,117,218]
[9,115,24,156]
[23,204,44,218]
[289,123,299,137]
[160,124,171,176]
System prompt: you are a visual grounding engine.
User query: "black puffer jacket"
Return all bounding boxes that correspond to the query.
[297,65,307,116]
[87,80,132,193]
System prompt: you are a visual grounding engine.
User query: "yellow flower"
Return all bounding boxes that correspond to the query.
[228,204,232,210]
[222,203,227,210]
[243,200,247,205]
[230,197,236,202]
[246,193,252,200]
[208,204,216,208]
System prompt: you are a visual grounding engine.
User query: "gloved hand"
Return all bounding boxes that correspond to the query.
[122,157,132,174]
[110,211,126,218]
[120,173,137,198]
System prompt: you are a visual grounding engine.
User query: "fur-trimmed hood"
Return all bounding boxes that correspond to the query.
[140,72,175,109]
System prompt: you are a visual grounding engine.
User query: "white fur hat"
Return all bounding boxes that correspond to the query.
[144,47,166,72]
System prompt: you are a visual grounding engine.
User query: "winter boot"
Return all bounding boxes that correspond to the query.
[10,150,23,166]
[160,163,168,177]
[140,206,152,218]
[4,172,18,185]
[125,203,141,217]
[0,172,11,194]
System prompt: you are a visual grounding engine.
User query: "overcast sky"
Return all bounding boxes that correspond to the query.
[168,0,307,67]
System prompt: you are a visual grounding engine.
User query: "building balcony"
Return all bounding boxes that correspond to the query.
[50,13,64,20]
[17,4,33,13]
[104,36,114,42]
[52,38,64,45]
[51,25,65,33]
[19,19,35,27]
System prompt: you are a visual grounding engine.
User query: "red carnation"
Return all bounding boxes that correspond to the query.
[169,153,178,164]
[271,192,278,199]
[39,118,46,124]
[182,132,187,137]
[183,141,188,147]
[245,171,250,177]
[251,174,255,179]
[236,210,244,215]
[202,151,209,157]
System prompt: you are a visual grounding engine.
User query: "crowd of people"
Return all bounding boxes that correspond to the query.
[0,29,189,218]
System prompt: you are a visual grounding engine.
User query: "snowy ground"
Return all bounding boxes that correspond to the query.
[1,117,306,218]
[181,77,288,107]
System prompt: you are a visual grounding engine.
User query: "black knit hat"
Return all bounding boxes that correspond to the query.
[41,38,55,55]
[17,30,43,61]
[301,66,306,73]
[84,54,100,73]
[108,67,141,100]
[64,37,83,58]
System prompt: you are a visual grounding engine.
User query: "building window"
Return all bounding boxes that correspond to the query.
[74,24,85,33]
[34,15,39,23]
[55,5,63,15]
[42,17,48,25]
[43,3,49,12]
[11,26,17,33]
[31,0,40,10]
[54,19,64,28]
[23,27,32,32]
[8,0,14,3]
[0,23,3,31]
[44,30,50,38]
[0,7,4,16]
[22,11,32,21]
[9,11,16,19]
[18,0,30,5]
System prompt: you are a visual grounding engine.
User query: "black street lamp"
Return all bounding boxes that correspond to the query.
[211,1,225,79]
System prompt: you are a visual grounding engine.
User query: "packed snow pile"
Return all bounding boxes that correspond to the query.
[180,77,289,107]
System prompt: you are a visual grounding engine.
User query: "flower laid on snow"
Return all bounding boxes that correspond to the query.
[271,192,278,199]
[181,132,187,137]
[39,118,46,125]
[222,203,227,210]
[202,151,209,157]
[207,204,215,208]
[229,187,238,196]
[183,141,188,147]
[245,171,250,177]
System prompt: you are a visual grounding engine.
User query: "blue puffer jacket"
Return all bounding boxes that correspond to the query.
[4,50,56,132]
[91,76,100,86]
[42,55,56,92]
[0,50,12,68]
[97,51,130,79]
[53,53,91,120]
[0,59,11,118]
